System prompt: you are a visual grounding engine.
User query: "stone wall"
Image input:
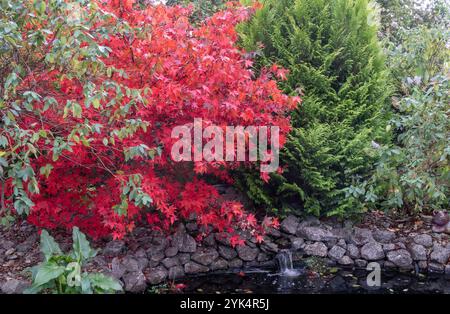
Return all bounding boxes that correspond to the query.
[101,215,450,293]
[1,215,450,294]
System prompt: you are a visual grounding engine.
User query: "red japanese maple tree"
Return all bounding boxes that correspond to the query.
[3,0,298,241]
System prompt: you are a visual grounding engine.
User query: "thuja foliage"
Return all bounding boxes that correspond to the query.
[0,0,294,239]
[236,0,391,217]
[25,227,122,294]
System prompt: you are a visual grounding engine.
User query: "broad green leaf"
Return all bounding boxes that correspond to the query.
[81,273,93,294]
[39,164,54,178]
[33,262,65,286]
[23,284,45,294]
[87,273,122,292]
[40,229,62,261]
[72,227,96,262]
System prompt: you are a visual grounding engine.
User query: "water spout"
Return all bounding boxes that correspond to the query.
[275,249,300,277]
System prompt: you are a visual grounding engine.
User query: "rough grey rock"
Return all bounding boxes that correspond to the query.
[328,245,346,261]
[151,236,169,251]
[355,259,368,268]
[103,240,126,257]
[210,258,228,271]
[179,234,197,253]
[184,262,209,274]
[1,279,29,294]
[191,248,219,266]
[297,226,335,242]
[280,215,299,235]
[338,256,354,266]
[203,234,217,247]
[172,225,197,253]
[257,252,271,262]
[297,216,321,228]
[218,245,237,260]
[430,244,450,265]
[1,240,15,250]
[260,241,279,254]
[445,264,450,275]
[337,239,347,248]
[373,229,396,243]
[413,234,433,247]
[237,245,259,262]
[350,228,374,246]
[168,266,184,280]
[267,227,282,238]
[122,256,141,272]
[161,257,180,269]
[360,242,384,261]
[384,261,397,270]
[185,222,198,233]
[408,244,427,261]
[428,262,445,273]
[418,261,428,271]
[147,249,165,266]
[147,266,167,285]
[303,242,328,257]
[331,228,352,242]
[325,239,338,249]
[346,244,360,259]
[215,233,232,246]
[228,258,243,269]
[382,243,397,252]
[178,253,190,265]
[111,257,126,279]
[386,249,413,268]
[134,248,147,258]
[165,246,178,257]
[135,257,148,273]
[291,238,304,250]
[123,271,147,293]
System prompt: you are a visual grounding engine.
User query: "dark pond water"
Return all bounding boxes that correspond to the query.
[169,267,450,294]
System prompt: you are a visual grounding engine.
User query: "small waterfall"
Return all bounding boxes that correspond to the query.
[275,249,300,277]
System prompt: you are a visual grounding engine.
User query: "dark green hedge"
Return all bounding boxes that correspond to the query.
[236,0,392,217]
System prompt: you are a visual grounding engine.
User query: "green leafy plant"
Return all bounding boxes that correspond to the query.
[376,0,450,44]
[350,23,450,215]
[25,227,122,294]
[351,75,449,215]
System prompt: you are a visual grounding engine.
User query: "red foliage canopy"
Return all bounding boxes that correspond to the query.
[8,1,298,241]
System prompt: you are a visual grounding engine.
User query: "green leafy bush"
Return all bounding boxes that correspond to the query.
[25,227,122,294]
[236,0,391,217]
[353,75,449,214]
[376,0,450,43]
[351,24,450,215]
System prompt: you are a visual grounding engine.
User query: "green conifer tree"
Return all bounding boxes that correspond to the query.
[236,0,391,217]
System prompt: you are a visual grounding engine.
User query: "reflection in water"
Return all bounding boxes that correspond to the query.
[172,267,450,294]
